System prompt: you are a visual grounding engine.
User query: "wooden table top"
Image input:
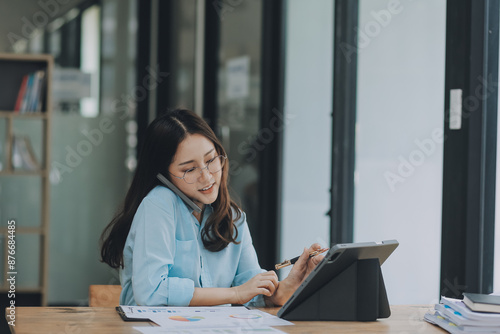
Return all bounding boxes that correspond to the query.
[6,305,446,333]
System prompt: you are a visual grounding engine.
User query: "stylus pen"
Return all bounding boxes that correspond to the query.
[275,248,329,270]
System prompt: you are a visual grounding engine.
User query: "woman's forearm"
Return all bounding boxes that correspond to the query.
[189,283,294,307]
[190,271,279,306]
[189,287,237,306]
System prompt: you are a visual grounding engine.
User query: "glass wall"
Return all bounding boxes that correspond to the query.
[215,0,264,258]
[281,0,333,278]
[80,5,101,117]
[9,0,137,304]
[48,0,137,304]
[354,0,446,304]
[169,0,197,110]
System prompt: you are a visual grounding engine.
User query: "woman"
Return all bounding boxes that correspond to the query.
[100,109,323,306]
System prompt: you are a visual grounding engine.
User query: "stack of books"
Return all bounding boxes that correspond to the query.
[424,294,500,333]
[14,70,46,113]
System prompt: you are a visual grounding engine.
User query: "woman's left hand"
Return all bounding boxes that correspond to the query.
[267,243,325,306]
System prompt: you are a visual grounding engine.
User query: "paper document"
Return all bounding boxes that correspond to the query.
[134,326,287,334]
[120,305,293,329]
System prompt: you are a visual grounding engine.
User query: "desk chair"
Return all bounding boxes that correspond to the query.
[89,285,122,307]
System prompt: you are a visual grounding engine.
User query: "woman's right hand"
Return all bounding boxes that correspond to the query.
[232,271,279,304]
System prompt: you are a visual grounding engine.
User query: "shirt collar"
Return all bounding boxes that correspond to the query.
[188,203,214,214]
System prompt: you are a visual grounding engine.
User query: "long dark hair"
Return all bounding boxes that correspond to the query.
[100,109,241,269]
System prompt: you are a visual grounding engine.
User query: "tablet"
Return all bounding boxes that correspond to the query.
[277,240,399,320]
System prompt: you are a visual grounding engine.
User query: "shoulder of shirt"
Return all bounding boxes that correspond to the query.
[231,207,247,228]
[143,185,181,209]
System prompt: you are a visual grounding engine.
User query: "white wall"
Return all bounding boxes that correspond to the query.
[354,0,446,304]
[281,0,333,278]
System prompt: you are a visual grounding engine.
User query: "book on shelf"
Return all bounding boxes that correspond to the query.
[11,135,40,171]
[463,293,500,313]
[14,75,28,111]
[14,70,46,113]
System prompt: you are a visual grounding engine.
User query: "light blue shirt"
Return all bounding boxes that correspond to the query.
[119,186,266,306]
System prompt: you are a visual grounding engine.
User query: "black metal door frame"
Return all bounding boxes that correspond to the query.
[330,0,358,245]
[440,0,498,297]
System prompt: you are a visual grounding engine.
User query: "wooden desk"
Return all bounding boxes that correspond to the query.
[6,305,445,333]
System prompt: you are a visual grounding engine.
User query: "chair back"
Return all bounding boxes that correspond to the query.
[89,285,122,307]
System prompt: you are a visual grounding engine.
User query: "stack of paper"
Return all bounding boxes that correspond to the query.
[424,296,500,333]
[118,305,293,334]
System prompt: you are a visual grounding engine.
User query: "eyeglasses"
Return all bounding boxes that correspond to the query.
[170,155,227,184]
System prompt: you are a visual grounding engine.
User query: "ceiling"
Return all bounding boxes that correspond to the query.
[0,0,86,53]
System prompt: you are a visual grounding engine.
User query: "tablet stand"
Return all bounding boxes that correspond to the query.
[282,258,390,321]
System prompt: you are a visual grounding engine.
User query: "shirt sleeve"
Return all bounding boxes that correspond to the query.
[231,213,267,307]
[131,195,195,306]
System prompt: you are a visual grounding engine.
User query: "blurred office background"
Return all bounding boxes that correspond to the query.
[0,0,498,319]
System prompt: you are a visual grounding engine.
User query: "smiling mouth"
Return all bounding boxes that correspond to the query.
[200,183,214,191]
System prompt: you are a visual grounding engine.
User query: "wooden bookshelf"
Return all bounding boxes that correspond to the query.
[0,53,53,306]
[0,111,49,119]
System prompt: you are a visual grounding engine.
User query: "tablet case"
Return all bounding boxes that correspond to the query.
[281,259,388,321]
[277,240,398,321]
